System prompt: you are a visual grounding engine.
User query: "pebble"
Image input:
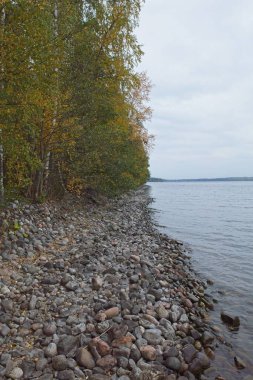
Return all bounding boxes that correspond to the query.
[0,188,229,379]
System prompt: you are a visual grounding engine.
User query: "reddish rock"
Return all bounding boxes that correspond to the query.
[92,337,111,356]
[140,345,157,361]
[112,336,134,348]
[104,307,120,319]
[96,354,117,369]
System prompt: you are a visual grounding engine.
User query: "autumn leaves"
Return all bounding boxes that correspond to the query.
[0,0,151,201]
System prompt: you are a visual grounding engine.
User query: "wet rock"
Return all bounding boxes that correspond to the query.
[234,356,246,369]
[220,312,240,327]
[182,344,197,363]
[188,352,210,375]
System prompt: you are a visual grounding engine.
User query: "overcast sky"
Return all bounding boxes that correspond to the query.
[137,0,253,179]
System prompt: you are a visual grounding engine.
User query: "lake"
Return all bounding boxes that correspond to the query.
[148,181,253,379]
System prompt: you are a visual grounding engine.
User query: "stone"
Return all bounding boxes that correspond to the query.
[92,276,103,290]
[76,348,95,369]
[143,329,162,345]
[20,360,35,379]
[104,307,120,319]
[44,342,57,357]
[140,345,157,361]
[8,367,23,379]
[165,356,181,371]
[92,337,111,356]
[202,331,214,346]
[234,356,246,369]
[52,355,68,371]
[182,344,197,363]
[164,347,179,358]
[96,355,117,369]
[43,322,57,336]
[65,281,78,291]
[57,369,75,380]
[57,335,79,357]
[188,352,210,375]
[220,312,240,327]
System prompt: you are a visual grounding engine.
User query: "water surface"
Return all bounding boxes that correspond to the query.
[149,181,253,378]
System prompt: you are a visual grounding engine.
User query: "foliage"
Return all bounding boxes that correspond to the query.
[0,0,152,200]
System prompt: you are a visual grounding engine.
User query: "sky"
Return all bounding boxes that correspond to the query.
[137,0,253,179]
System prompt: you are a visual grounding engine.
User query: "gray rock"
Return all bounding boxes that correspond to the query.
[182,344,197,363]
[57,335,79,357]
[43,322,57,336]
[166,356,181,371]
[57,369,75,380]
[143,329,162,345]
[8,367,23,379]
[44,342,57,357]
[52,355,69,371]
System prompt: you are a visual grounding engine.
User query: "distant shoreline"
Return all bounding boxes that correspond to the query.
[149,177,253,183]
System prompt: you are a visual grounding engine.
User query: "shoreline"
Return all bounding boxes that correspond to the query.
[0,187,221,379]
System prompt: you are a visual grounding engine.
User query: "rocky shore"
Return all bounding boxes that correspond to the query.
[0,186,219,380]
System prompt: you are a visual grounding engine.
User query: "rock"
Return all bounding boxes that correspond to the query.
[156,305,169,319]
[188,352,210,375]
[96,355,117,369]
[52,355,68,371]
[8,367,23,379]
[57,335,79,357]
[202,331,214,346]
[29,295,37,310]
[43,322,57,336]
[44,342,57,357]
[104,307,120,319]
[92,276,103,290]
[165,356,181,371]
[140,346,157,361]
[20,360,35,379]
[57,369,75,380]
[220,312,240,327]
[76,348,95,369]
[2,299,14,312]
[234,356,246,369]
[143,329,162,345]
[182,344,197,363]
[65,281,78,291]
[92,337,111,356]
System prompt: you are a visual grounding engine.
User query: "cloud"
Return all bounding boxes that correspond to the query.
[137,0,253,178]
